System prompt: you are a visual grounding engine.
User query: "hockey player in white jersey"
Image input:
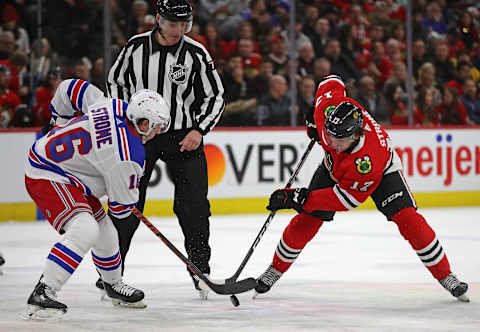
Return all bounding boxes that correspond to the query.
[23,89,171,320]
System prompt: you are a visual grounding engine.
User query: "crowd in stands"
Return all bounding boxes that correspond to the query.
[1,0,480,129]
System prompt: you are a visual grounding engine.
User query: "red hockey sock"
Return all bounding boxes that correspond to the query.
[272,213,324,273]
[391,207,450,280]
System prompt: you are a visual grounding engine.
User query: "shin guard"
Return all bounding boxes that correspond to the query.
[392,207,450,280]
[272,213,324,273]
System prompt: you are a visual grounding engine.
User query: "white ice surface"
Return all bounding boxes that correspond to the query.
[0,207,479,331]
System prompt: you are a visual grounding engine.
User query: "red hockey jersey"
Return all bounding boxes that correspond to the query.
[303,76,394,212]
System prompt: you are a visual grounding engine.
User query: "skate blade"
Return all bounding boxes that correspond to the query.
[99,290,109,302]
[21,304,66,321]
[198,289,209,301]
[457,294,470,302]
[110,298,147,309]
[252,291,259,299]
[0,269,3,276]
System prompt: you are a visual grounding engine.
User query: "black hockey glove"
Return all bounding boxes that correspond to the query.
[267,188,309,213]
[41,119,55,136]
[305,106,319,141]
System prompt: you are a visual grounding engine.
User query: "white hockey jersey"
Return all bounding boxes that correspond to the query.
[26,98,145,219]
[49,79,105,125]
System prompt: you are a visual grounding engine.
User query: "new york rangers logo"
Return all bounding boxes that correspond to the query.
[168,64,189,84]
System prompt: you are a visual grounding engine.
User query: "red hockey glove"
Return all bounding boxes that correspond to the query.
[267,188,309,213]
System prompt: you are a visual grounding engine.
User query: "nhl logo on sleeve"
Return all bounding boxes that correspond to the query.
[168,64,189,84]
[355,155,372,174]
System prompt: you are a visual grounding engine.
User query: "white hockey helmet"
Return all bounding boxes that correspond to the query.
[127,89,171,137]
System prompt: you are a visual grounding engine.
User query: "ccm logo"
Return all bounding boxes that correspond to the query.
[382,191,403,207]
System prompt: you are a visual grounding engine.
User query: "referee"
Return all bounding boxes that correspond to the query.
[104,0,224,300]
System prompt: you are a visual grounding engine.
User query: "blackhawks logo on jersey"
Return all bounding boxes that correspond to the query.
[323,104,336,118]
[168,63,189,84]
[355,155,372,174]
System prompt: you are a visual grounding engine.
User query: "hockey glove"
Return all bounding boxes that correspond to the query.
[305,106,319,141]
[267,188,309,213]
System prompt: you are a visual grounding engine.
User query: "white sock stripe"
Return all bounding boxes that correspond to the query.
[275,247,297,262]
[276,243,299,260]
[418,243,443,261]
[416,238,439,254]
[422,249,445,267]
[279,237,302,253]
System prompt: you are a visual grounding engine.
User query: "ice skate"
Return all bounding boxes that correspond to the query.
[253,264,283,299]
[191,274,210,300]
[95,277,109,301]
[0,252,4,275]
[439,273,469,302]
[22,280,67,320]
[103,280,146,308]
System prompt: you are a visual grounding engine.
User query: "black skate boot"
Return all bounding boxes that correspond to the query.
[253,264,283,298]
[439,273,469,302]
[0,252,4,275]
[103,280,146,308]
[23,280,67,320]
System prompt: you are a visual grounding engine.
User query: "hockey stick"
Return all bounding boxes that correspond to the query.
[225,138,316,285]
[133,208,257,295]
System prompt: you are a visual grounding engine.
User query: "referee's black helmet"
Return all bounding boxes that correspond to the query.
[156,0,192,22]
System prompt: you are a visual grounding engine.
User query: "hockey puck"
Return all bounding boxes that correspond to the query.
[230,295,240,307]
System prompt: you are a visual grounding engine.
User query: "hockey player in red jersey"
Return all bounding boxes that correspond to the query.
[254,75,469,302]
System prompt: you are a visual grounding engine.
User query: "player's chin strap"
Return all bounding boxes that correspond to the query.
[133,208,257,295]
[223,138,317,286]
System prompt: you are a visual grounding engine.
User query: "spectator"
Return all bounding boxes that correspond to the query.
[385,38,403,64]
[10,103,34,127]
[0,3,30,54]
[30,38,58,84]
[204,23,229,68]
[225,21,260,57]
[363,24,385,52]
[281,16,312,52]
[256,75,291,126]
[0,64,21,127]
[125,0,149,38]
[445,26,465,58]
[414,86,439,126]
[297,42,315,77]
[384,61,408,100]
[338,23,364,61]
[90,57,106,95]
[237,38,262,79]
[220,65,257,127]
[457,10,479,51]
[421,1,448,40]
[416,62,442,108]
[355,41,392,89]
[74,59,91,82]
[412,38,429,80]
[32,68,62,127]
[324,39,360,86]
[384,82,408,125]
[296,75,315,125]
[9,50,29,102]
[301,5,320,42]
[355,75,390,125]
[310,17,330,58]
[312,58,331,87]
[431,42,456,87]
[221,53,243,83]
[461,78,480,124]
[455,49,480,83]
[370,0,391,27]
[267,34,288,76]
[446,61,473,96]
[249,58,273,99]
[436,86,467,125]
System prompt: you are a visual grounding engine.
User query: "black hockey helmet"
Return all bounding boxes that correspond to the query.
[156,0,192,22]
[324,101,363,138]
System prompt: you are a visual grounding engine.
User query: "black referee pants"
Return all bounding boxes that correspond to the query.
[111,129,212,275]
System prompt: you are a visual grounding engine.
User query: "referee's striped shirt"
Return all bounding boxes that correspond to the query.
[107,30,224,135]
